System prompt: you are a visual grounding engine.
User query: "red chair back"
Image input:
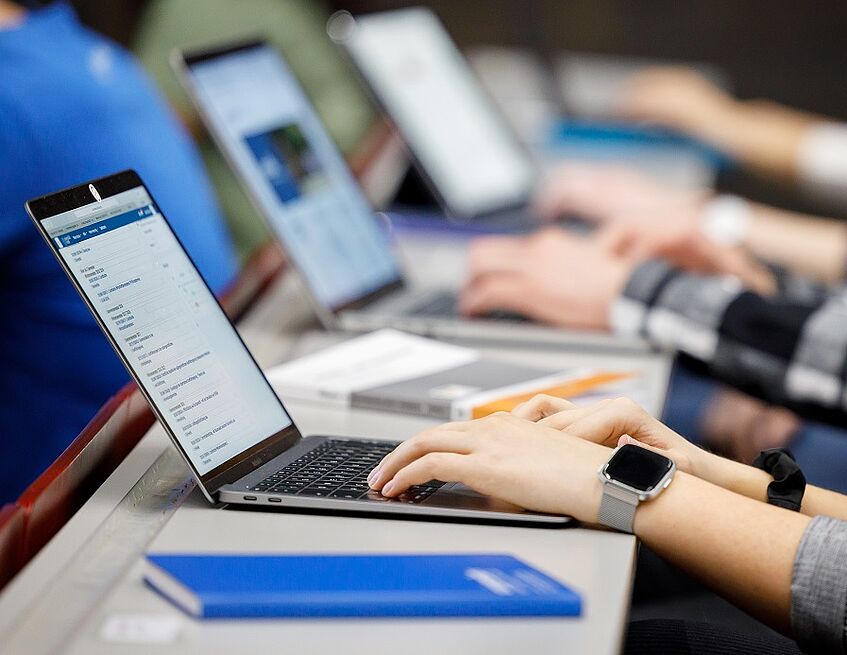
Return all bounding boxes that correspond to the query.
[0,503,25,591]
[17,385,153,564]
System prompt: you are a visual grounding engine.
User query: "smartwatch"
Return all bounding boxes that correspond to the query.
[597,444,676,533]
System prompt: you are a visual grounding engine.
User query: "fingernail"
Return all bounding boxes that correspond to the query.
[381,480,395,496]
[367,465,381,484]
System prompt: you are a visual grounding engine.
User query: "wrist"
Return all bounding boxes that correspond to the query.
[683,97,744,152]
[699,195,752,247]
[697,451,770,502]
[581,444,614,524]
[692,449,730,486]
[631,469,693,538]
[584,473,606,526]
[593,444,676,532]
[727,100,813,176]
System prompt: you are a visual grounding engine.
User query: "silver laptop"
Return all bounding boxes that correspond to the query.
[329,7,544,228]
[173,40,646,352]
[26,170,568,526]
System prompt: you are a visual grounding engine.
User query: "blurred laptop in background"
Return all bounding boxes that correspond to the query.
[174,40,647,352]
[330,7,726,225]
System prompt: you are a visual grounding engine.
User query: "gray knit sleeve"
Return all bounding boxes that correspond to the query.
[791,515,847,653]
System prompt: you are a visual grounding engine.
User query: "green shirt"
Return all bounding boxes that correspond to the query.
[133,0,376,259]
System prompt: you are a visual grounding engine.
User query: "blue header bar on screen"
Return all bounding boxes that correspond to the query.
[54,205,155,249]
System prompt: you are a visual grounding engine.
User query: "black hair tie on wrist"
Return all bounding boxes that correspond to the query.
[752,448,806,512]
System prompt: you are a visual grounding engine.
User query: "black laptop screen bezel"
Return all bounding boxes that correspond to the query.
[26,169,303,498]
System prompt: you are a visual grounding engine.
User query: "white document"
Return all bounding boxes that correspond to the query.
[266,329,479,405]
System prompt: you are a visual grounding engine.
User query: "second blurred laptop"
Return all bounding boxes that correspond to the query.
[173,41,645,351]
[330,7,543,228]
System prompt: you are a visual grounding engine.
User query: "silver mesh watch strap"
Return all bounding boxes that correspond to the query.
[597,483,639,533]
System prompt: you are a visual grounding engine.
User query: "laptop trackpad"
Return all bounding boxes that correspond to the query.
[429,482,524,513]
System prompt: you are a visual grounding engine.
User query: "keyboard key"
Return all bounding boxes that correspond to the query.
[270,485,301,495]
[299,487,332,497]
[408,292,457,317]
[337,487,368,496]
[361,491,391,502]
[329,490,365,500]
[253,440,403,498]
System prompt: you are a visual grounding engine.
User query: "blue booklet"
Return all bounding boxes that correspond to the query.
[546,119,734,170]
[144,553,582,619]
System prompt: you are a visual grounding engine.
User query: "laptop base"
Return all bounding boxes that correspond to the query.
[218,435,571,526]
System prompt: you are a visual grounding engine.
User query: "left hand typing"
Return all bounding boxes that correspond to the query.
[367,412,610,523]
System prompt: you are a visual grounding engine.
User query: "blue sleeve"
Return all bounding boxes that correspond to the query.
[0,95,46,252]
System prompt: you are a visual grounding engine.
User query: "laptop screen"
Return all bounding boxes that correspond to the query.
[182,43,404,313]
[340,8,538,218]
[34,179,293,483]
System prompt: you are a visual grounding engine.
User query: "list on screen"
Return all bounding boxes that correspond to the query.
[41,186,292,476]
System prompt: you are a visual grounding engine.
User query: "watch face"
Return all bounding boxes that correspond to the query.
[604,444,673,492]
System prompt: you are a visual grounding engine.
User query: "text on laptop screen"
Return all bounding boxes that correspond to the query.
[40,186,292,476]
[185,45,403,311]
[346,8,538,217]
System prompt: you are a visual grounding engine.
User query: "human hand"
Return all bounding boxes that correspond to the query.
[600,223,776,295]
[616,67,817,179]
[699,388,801,465]
[510,395,705,477]
[533,162,708,225]
[532,162,775,294]
[614,66,738,148]
[460,227,633,329]
[367,412,611,522]
[532,164,711,272]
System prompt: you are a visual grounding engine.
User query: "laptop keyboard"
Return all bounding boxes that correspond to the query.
[408,292,527,322]
[249,439,445,503]
[407,292,458,317]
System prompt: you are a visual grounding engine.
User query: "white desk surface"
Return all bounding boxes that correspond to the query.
[0,235,672,655]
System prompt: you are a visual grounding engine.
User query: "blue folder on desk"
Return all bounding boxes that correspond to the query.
[144,553,582,620]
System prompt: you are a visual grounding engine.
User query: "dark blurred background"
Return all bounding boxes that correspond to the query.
[64,0,847,229]
[73,0,847,119]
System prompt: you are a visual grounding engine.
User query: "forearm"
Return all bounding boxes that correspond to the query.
[707,100,818,180]
[747,203,847,283]
[803,487,847,521]
[697,452,847,521]
[634,471,810,633]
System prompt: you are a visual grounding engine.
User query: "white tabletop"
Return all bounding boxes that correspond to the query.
[0,235,672,655]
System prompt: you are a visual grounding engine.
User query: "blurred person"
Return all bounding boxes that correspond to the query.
[458,219,847,491]
[615,66,847,201]
[464,150,847,482]
[534,67,847,285]
[368,395,847,654]
[0,0,237,502]
[536,163,847,285]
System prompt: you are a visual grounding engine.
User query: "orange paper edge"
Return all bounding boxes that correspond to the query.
[471,372,634,419]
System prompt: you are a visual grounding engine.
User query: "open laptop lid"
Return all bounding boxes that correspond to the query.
[330,7,539,220]
[173,40,405,323]
[26,170,301,502]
